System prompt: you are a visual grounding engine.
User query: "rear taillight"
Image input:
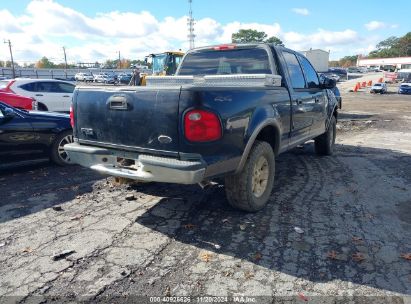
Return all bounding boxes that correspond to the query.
[184,109,222,142]
[69,105,74,128]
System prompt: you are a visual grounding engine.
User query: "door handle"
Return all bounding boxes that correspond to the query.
[35,94,43,96]
[63,95,70,97]
[295,99,303,105]
[314,98,320,103]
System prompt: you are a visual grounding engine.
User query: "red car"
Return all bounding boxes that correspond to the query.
[0,91,36,110]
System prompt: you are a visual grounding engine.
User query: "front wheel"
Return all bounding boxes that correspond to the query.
[50,130,74,166]
[224,141,275,212]
[315,116,336,155]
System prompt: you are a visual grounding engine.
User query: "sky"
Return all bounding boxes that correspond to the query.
[0,0,410,65]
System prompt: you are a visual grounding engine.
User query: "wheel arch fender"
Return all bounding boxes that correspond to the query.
[235,106,282,174]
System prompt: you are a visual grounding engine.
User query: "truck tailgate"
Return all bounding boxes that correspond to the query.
[74,87,181,156]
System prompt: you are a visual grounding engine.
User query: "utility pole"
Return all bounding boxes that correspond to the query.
[118,51,121,69]
[4,39,15,79]
[62,46,68,77]
[187,0,195,49]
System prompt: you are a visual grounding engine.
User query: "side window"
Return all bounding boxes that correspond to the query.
[20,83,37,92]
[56,83,75,93]
[298,55,320,89]
[282,52,306,89]
[36,82,56,92]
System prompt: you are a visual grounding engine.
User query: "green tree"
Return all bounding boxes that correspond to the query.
[376,36,399,50]
[265,36,284,46]
[366,32,411,58]
[397,32,411,56]
[232,29,267,43]
[35,57,55,68]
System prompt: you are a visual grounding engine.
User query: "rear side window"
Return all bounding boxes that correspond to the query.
[178,48,273,76]
[56,83,75,93]
[283,52,305,89]
[20,83,37,92]
[297,55,320,89]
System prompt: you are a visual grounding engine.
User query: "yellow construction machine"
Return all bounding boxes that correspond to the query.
[139,51,184,86]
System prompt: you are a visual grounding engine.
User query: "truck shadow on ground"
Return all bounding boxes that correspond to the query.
[0,163,102,224]
[134,143,411,295]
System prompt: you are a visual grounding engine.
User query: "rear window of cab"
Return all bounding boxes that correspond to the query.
[178,48,273,76]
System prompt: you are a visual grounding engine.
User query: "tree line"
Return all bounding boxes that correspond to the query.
[367,32,411,58]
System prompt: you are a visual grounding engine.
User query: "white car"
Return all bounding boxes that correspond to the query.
[0,78,75,112]
[370,83,387,94]
[94,74,116,84]
[75,72,94,82]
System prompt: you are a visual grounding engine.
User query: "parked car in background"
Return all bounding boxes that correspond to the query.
[75,73,94,82]
[324,73,340,82]
[398,83,411,94]
[332,86,342,109]
[118,73,132,84]
[347,67,362,73]
[370,83,387,94]
[0,102,73,167]
[0,91,37,110]
[94,74,116,84]
[0,78,75,112]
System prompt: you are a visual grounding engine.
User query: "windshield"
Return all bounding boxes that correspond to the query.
[152,54,167,74]
[178,48,272,76]
[374,83,382,86]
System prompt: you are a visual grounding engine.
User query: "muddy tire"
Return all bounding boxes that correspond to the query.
[224,141,275,212]
[315,116,336,156]
[50,130,74,166]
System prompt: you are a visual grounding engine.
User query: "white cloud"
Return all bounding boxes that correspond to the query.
[292,8,310,16]
[365,21,386,31]
[283,29,360,50]
[0,0,390,63]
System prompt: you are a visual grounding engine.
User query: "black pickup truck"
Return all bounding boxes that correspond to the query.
[65,43,338,212]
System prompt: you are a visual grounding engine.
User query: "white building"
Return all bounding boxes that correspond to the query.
[358,57,411,70]
[300,49,330,72]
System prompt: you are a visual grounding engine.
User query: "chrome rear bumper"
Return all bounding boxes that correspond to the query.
[64,143,206,184]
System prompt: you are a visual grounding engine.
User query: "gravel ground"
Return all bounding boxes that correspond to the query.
[1,86,411,303]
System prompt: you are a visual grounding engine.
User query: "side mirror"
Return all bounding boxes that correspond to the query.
[4,108,16,118]
[320,76,336,89]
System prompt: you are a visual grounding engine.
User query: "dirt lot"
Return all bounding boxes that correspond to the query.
[1,85,411,303]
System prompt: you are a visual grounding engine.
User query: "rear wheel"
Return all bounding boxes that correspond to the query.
[225,141,275,212]
[315,116,336,155]
[50,130,74,166]
[37,103,48,111]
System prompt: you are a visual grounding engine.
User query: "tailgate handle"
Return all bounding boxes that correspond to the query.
[107,95,129,110]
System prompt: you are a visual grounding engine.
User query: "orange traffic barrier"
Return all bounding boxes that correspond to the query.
[378,77,383,83]
[362,81,367,87]
[367,80,372,86]
[353,84,359,92]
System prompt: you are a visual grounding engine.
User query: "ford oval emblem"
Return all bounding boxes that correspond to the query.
[158,135,172,144]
